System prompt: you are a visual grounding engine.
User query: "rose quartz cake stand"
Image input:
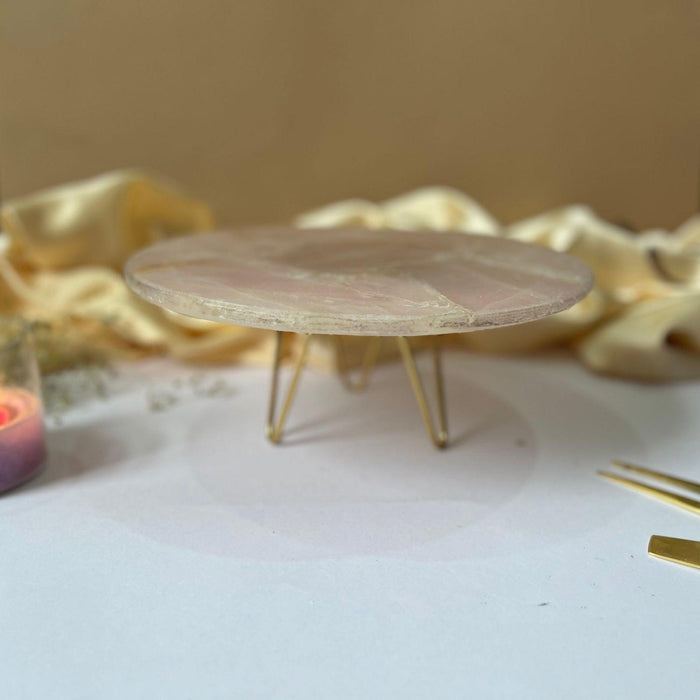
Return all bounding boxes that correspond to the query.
[125,227,593,448]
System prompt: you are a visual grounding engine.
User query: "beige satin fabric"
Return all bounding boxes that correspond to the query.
[0,171,269,371]
[297,188,700,381]
[1,174,699,380]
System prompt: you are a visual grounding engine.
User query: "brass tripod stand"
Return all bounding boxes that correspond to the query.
[266,332,448,448]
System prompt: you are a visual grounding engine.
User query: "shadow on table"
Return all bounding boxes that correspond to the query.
[170,352,691,558]
[16,352,690,560]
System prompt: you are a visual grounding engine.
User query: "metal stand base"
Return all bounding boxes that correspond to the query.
[265,332,448,448]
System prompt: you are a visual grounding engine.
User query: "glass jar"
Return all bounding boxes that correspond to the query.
[0,317,46,492]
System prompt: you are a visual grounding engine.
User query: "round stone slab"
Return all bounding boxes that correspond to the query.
[125,227,593,336]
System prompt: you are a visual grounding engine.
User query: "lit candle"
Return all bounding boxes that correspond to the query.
[0,387,46,492]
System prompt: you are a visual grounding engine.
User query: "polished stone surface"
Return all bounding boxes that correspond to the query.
[125,227,593,336]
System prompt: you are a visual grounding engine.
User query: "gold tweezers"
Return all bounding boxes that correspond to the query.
[599,461,700,570]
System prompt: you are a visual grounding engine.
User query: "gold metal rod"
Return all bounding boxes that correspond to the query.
[611,460,700,495]
[432,337,448,445]
[335,336,382,391]
[598,471,700,515]
[265,330,284,436]
[396,336,448,449]
[266,332,312,444]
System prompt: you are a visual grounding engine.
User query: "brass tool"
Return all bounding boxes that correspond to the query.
[599,461,700,570]
[598,461,700,516]
[648,535,700,570]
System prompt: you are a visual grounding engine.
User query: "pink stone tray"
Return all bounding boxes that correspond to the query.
[125,227,592,336]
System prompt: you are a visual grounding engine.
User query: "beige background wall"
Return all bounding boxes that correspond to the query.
[2,0,699,229]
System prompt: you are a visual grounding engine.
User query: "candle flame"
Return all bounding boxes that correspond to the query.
[0,389,41,430]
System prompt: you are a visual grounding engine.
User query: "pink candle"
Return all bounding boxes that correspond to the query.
[0,388,46,492]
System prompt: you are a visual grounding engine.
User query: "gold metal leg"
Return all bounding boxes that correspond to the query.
[266,331,311,443]
[334,336,382,391]
[396,336,448,448]
[265,332,449,449]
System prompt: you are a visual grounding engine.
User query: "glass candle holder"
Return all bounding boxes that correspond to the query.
[0,317,46,492]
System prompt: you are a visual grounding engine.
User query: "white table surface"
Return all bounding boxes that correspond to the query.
[1,350,699,699]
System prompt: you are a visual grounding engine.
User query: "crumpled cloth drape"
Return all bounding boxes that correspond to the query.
[298,187,700,380]
[1,172,699,380]
[0,171,272,370]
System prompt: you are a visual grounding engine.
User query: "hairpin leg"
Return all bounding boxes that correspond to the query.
[265,332,448,449]
[335,336,382,391]
[396,336,448,448]
[266,331,312,443]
